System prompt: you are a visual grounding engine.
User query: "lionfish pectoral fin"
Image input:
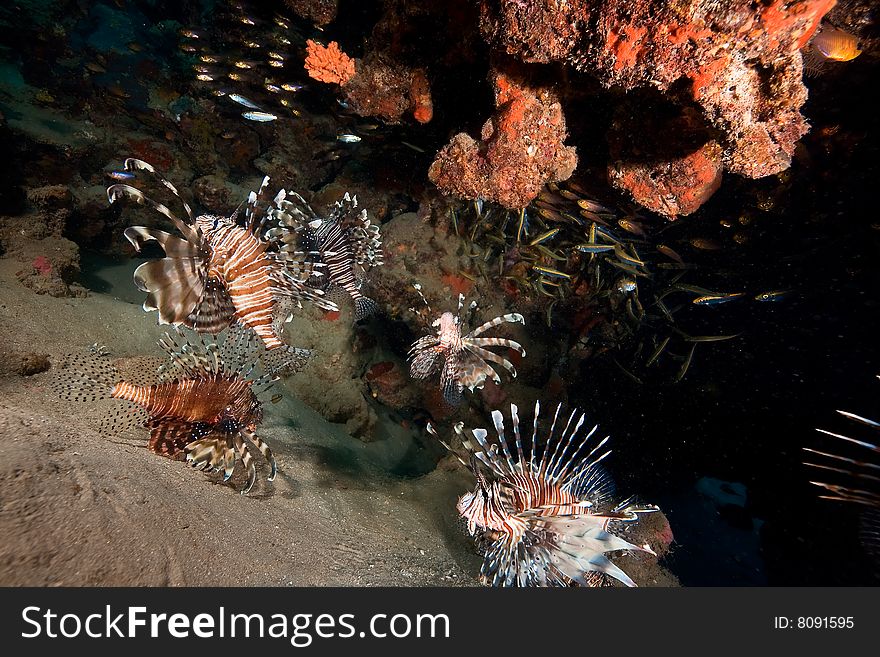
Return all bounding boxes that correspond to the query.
[245,431,277,482]
[52,350,121,402]
[186,277,235,334]
[185,434,234,476]
[132,257,206,325]
[440,357,464,406]
[233,433,257,494]
[263,344,314,377]
[537,515,648,587]
[124,226,199,258]
[354,296,380,320]
[147,420,197,458]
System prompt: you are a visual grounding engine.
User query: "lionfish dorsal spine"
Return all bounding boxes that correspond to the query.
[549,411,587,483]
[490,409,517,473]
[539,402,565,478]
[509,403,526,467]
[529,400,541,474]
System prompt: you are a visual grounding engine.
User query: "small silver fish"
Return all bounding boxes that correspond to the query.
[242,111,278,122]
[229,94,261,109]
[337,134,362,143]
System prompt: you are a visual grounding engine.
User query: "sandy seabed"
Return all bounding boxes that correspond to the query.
[0,260,675,586]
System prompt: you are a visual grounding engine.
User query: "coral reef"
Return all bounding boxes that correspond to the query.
[305,40,433,125]
[478,0,836,215]
[429,65,577,209]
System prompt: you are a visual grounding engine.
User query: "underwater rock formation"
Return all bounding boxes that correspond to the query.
[0,185,86,298]
[305,40,433,124]
[285,0,338,27]
[479,0,835,215]
[607,103,723,217]
[429,66,577,209]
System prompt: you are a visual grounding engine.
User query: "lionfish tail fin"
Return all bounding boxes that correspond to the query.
[52,350,122,402]
[354,296,380,321]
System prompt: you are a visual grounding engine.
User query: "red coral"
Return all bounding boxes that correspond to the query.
[409,69,433,124]
[304,40,356,86]
[32,256,52,276]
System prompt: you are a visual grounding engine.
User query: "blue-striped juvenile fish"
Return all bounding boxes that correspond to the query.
[269,191,384,320]
[409,294,524,406]
[693,292,746,305]
[108,158,336,370]
[53,327,289,493]
[428,401,658,587]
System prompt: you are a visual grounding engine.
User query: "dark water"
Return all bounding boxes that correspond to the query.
[1,0,877,586]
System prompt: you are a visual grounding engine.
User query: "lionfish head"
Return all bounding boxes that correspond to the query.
[194,213,228,237]
[437,311,461,350]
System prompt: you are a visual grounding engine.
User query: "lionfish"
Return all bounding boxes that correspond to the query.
[108,158,337,370]
[266,190,384,320]
[804,378,880,567]
[53,327,284,493]
[804,379,879,508]
[428,401,658,587]
[408,291,525,405]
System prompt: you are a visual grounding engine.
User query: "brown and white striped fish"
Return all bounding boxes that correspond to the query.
[428,401,658,587]
[108,158,337,371]
[408,292,525,406]
[53,327,286,493]
[267,190,384,320]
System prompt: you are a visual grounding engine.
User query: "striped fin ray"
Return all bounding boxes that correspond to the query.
[244,176,273,234]
[490,410,517,473]
[510,403,526,467]
[548,412,592,483]
[147,418,198,458]
[233,432,257,494]
[186,430,236,480]
[804,393,880,508]
[109,183,197,246]
[544,408,581,483]
[122,158,194,222]
[462,424,512,478]
[408,335,442,380]
[242,429,277,482]
[123,225,208,326]
[468,313,524,338]
[537,403,564,478]
[464,344,517,378]
[534,514,653,587]
[185,277,235,334]
[440,354,464,406]
[157,330,226,381]
[530,400,540,473]
[467,336,525,356]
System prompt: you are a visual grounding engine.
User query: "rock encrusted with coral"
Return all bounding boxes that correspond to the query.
[429,65,577,209]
